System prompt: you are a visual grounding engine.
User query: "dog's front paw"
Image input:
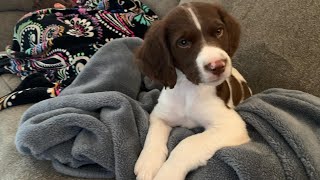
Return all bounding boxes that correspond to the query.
[153,162,186,180]
[134,148,167,180]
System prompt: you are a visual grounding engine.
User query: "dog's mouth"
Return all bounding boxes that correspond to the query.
[201,65,232,85]
[206,75,227,83]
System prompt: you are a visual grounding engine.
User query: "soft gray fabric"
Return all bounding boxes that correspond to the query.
[15,37,160,179]
[15,37,320,179]
[0,104,102,180]
[235,89,320,180]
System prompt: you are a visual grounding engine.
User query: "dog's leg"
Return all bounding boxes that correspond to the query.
[154,127,250,180]
[135,115,172,180]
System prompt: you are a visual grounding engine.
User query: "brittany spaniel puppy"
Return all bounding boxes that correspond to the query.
[134,2,252,180]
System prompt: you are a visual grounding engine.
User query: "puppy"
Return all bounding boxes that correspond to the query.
[134,2,251,180]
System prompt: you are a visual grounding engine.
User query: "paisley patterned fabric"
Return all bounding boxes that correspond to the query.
[0,0,157,110]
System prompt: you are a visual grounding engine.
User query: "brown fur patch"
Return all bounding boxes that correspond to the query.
[134,20,177,88]
[242,81,252,100]
[216,75,252,107]
[216,80,231,108]
[229,75,242,105]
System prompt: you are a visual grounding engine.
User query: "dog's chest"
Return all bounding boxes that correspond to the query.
[156,77,227,128]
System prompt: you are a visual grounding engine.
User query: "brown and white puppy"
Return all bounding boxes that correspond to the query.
[134,2,252,180]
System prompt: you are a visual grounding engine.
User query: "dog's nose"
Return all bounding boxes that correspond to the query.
[204,60,226,75]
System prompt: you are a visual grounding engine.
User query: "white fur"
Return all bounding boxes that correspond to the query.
[135,69,250,180]
[134,117,172,180]
[186,7,202,31]
[232,68,246,82]
[231,68,253,101]
[196,46,232,86]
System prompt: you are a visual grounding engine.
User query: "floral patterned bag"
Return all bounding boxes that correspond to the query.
[0,0,158,110]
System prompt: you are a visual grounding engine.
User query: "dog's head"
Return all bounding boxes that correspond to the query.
[135,2,240,88]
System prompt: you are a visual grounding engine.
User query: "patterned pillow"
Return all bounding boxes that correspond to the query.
[0,0,158,110]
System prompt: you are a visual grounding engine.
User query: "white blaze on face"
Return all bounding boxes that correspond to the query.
[196,46,232,84]
[186,7,202,31]
[184,5,232,84]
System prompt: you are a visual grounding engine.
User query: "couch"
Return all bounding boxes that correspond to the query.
[0,0,319,179]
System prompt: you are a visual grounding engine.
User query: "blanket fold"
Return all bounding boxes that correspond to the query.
[15,37,320,180]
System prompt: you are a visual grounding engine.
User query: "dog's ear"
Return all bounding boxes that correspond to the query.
[135,20,177,88]
[218,7,241,57]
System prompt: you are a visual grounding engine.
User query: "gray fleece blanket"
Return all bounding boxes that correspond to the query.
[15,37,320,180]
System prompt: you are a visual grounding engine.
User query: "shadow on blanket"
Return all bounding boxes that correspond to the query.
[15,37,320,180]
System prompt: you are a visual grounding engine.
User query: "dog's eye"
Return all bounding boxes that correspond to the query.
[216,28,224,38]
[177,39,192,48]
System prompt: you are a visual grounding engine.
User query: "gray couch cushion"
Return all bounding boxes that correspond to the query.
[0,78,12,98]
[0,74,22,94]
[141,0,179,18]
[0,0,33,12]
[227,0,320,97]
[0,11,26,50]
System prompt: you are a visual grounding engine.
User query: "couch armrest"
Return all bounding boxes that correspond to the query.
[0,0,34,12]
[141,0,179,18]
[0,11,26,50]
